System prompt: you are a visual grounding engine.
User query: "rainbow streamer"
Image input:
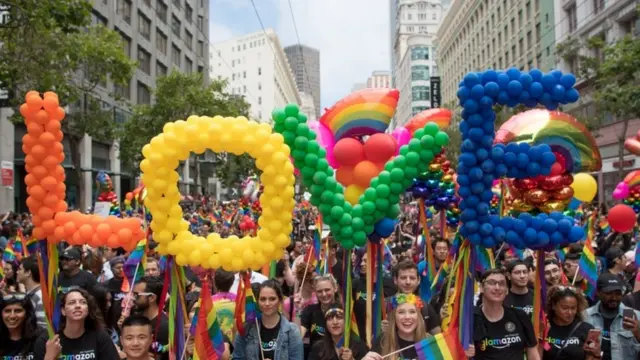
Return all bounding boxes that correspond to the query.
[415,330,465,360]
[474,246,495,273]
[448,242,474,349]
[579,213,598,300]
[532,251,549,347]
[343,249,359,347]
[235,272,257,337]
[419,200,436,303]
[122,239,147,292]
[3,240,19,263]
[193,278,225,360]
[37,240,59,337]
[557,247,569,262]
[169,260,188,358]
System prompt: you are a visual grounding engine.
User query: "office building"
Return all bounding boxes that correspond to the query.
[210,29,301,123]
[0,0,210,212]
[367,71,392,88]
[553,0,639,204]
[299,92,317,122]
[390,0,448,128]
[437,0,556,106]
[284,44,321,118]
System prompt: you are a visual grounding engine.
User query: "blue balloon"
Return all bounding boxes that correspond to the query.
[466,220,480,233]
[518,142,531,153]
[566,88,580,103]
[471,182,485,195]
[528,146,542,161]
[536,231,550,247]
[464,73,481,87]
[506,230,520,244]
[457,87,470,102]
[506,67,521,80]
[462,139,476,152]
[516,153,530,168]
[513,219,527,233]
[529,82,544,98]
[557,219,572,234]
[491,146,505,161]
[374,218,397,237]
[550,231,564,245]
[524,228,537,242]
[497,73,510,89]
[495,163,508,177]
[518,91,531,102]
[530,69,543,81]
[468,233,482,245]
[541,151,556,166]
[519,73,533,88]
[484,82,500,97]
[503,152,517,167]
[469,167,484,181]
[457,174,470,186]
[464,99,479,113]
[480,223,493,236]
[482,70,498,83]
[550,69,563,79]
[507,80,523,97]
[497,90,510,105]
[541,74,556,90]
[526,162,540,176]
[551,85,566,101]
[469,128,485,141]
[569,227,585,242]
[468,114,484,126]
[471,84,485,99]
[493,227,506,241]
[560,73,576,88]
[476,148,489,161]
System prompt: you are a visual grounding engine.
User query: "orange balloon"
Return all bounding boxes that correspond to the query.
[24,155,37,167]
[32,227,46,240]
[53,166,65,182]
[53,226,66,242]
[43,96,59,112]
[26,197,41,211]
[28,185,46,200]
[39,132,55,147]
[42,220,56,234]
[43,91,58,100]
[78,224,94,241]
[336,166,355,186]
[107,234,120,249]
[43,193,59,207]
[38,206,54,220]
[42,156,59,170]
[96,223,112,241]
[19,103,31,118]
[33,110,49,125]
[32,166,48,180]
[45,119,61,133]
[56,201,68,213]
[64,222,77,238]
[52,142,63,153]
[118,228,133,242]
[21,144,31,155]
[353,160,381,188]
[31,215,42,227]
[89,234,103,248]
[53,131,63,142]
[26,94,43,109]
[55,212,69,226]
[106,216,122,229]
[51,107,65,122]
[56,152,65,163]
[71,231,82,245]
[25,174,37,187]
[41,176,58,191]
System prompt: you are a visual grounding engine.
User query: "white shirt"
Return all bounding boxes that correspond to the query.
[98,261,113,283]
[230,271,268,294]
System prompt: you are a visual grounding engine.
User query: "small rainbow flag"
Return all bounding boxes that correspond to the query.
[235,272,257,337]
[579,213,598,300]
[193,278,225,360]
[506,244,524,260]
[122,239,147,293]
[415,330,465,360]
[3,245,17,263]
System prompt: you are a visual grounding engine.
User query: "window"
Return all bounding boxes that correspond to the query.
[510,18,515,36]
[407,13,412,20]
[197,16,203,31]
[411,65,429,80]
[526,1,531,18]
[518,10,522,26]
[567,4,577,32]
[232,74,235,80]
[137,46,151,74]
[137,82,151,104]
[512,45,516,61]
[142,0,151,6]
[115,81,130,100]
[593,0,604,14]
[197,40,204,57]
[536,53,542,67]
[171,15,181,37]
[120,33,131,57]
[407,26,414,32]
[185,57,193,73]
[116,0,132,24]
[519,39,524,56]
[412,86,430,101]
[156,30,167,54]
[432,13,436,20]
[138,12,150,40]
[185,4,193,23]
[172,44,181,66]
[197,65,204,74]
[243,71,246,78]
[243,85,246,93]
[90,11,107,27]
[156,61,168,77]
[185,30,193,50]
[418,13,426,20]
[527,31,532,47]
[156,1,167,23]
[411,46,429,60]
[258,67,261,75]
[536,22,540,40]
[419,25,427,32]
[258,96,262,105]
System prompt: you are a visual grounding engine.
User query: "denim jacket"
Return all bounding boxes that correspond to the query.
[231,316,303,360]
[584,302,640,359]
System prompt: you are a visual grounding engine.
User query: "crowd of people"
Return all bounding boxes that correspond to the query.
[0,201,639,360]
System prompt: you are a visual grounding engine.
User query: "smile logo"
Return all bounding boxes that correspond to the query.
[505,321,516,332]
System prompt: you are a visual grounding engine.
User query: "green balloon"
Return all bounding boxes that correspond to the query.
[373,210,385,219]
[284,103,300,117]
[318,148,327,159]
[304,153,318,167]
[387,204,401,218]
[363,215,374,225]
[388,194,400,204]
[362,201,376,214]
[309,195,321,207]
[321,190,334,203]
[301,168,315,180]
[296,123,309,137]
[424,122,439,136]
[307,141,320,154]
[342,202,352,213]
[394,155,406,169]
[342,239,354,250]
[330,205,344,219]
[308,131,317,140]
[420,135,435,149]
[274,122,286,134]
[324,177,337,191]
[419,149,434,163]
[298,112,308,123]
[399,146,409,156]
[316,159,329,172]
[364,224,374,235]
[294,136,308,150]
[353,231,367,246]
[390,168,404,182]
[352,204,363,218]
[283,132,296,145]
[333,193,345,206]
[403,178,413,188]
[340,213,352,226]
[405,152,420,166]
[375,198,389,210]
[364,188,377,201]
[292,149,306,161]
[319,203,331,214]
[312,172,327,185]
[404,166,418,179]
[390,182,404,194]
[407,139,421,152]
[340,227,353,239]
[284,117,299,131]
[435,132,450,146]
[310,184,324,196]
[414,129,425,139]
[272,108,287,124]
[352,217,364,230]
[376,184,390,198]
[384,162,394,171]
[370,178,379,188]
[377,171,391,184]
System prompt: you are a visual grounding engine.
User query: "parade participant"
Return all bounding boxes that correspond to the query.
[58,248,97,292]
[33,288,119,360]
[432,238,449,270]
[120,315,155,360]
[232,280,303,360]
[584,273,640,360]
[299,274,342,353]
[473,268,539,360]
[283,262,317,323]
[2,261,24,294]
[144,258,161,277]
[563,252,583,284]
[0,293,42,359]
[308,303,368,360]
[505,260,534,316]
[212,269,237,342]
[604,248,627,284]
[105,256,125,294]
[131,276,169,360]
[544,259,562,287]
[16,255,47,329]
[543,286,598,360]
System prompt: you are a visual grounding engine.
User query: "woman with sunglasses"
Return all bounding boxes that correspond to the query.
[299,274,342,354]
[308,303,368,360]
[0,293,42,358]
[232,280,303,360]
[33,287,120,360]
[544,286,600,360]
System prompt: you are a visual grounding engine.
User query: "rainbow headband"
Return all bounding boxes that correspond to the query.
[324,308,345,318]
[391,293,424,309]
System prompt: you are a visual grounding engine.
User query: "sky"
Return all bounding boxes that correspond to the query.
[209,0,391,110]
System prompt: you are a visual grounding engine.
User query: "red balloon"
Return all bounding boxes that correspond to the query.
[363,133,397,163]
[333,138,365,166]
[550,162,564,176]
[608,204,637,233]
[554,152,567,169]
[513,178,538,191]
[540,175,565,191]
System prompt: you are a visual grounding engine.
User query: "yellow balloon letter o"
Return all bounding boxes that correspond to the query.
[141,115,295,271]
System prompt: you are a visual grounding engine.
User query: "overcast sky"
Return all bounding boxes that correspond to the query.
[209,0,391,110]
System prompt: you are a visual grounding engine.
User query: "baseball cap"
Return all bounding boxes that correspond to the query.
[60,248,81,260]
[605,247,625,267]
[597,273,625,292]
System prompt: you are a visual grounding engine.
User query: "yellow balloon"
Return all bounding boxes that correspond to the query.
[570,172,597,202]
[345,184,365,205]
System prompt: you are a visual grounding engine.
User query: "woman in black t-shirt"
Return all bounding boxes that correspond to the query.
[300,274,342,351]
[0,293,42,358]
[308,303,368,360]
[33,288,119,360]
[543,286,600,360]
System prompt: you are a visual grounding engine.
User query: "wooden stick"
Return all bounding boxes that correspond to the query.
[179,333,191,360]
[381,343,415,359]
[571,265,581,286]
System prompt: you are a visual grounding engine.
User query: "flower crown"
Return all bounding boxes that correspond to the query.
[391,293,424,309]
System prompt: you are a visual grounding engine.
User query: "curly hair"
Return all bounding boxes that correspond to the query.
[294,261,315,283]
[60,288,105,332]
[545,285,588,322]
[0,295,41,356]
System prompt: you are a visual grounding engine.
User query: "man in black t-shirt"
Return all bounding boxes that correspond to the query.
[121,315,154,360]
[132,275,169,360]
[504,260,534,316]
[58,248,96,292]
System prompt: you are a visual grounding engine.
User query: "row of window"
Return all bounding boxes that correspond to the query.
[405,12,438,21]
[411,65,430,81]
[232,38,267,52]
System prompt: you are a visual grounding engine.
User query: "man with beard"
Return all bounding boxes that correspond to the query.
[132,275,169,360]
[504,260,534,316]
[544,259,563,287]
[585,273,640,360]
[58,248,96,292]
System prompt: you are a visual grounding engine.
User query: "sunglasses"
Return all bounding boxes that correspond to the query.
[3,293,27,301]
[133,292,154,298]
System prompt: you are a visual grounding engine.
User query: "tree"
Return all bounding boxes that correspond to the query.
[557,26,640,179]
[1,1,137,210]
[441,100,462,168]
[119,72,256,194]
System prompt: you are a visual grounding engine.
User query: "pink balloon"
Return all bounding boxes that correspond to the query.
[391,127,411,155]
[308,120,338,168]
[613,182,630,200]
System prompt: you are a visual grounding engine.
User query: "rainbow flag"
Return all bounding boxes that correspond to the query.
[557,247,569,262]
[122,239,147,292]
[579,213,598,300]
[475,246,495,273]
[235,272,257,337]
[506,244,524,260]
[193,278,225,360]
[598,217,611,235]
[416,330,464,360]
[3,244,17,263]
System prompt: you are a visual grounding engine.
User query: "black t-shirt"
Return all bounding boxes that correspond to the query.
[473,306,537,360]
[150,313,170,360]
[504,291,534,316]
[1,338,35,359]
[383,293,441,334]
[275,260,292,297]
[58,270,97,292]
[331,261,344,288]
[372,335,418,360]
[543,318,593,360]
[301,303,326,348]
[33,329,119,360]
[602,316,613,360]
[260,317,281,360]
[308,337,369,360]
[352,278,397,338]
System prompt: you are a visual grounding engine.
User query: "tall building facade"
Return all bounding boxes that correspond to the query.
[298,92,317,122]
[367,71,392,88]
[210,29,301,123]
[437,0,556,106]
[284,44,321,118]
[0,0,210,212]
[390,0,448,128]
[553,0,639,204]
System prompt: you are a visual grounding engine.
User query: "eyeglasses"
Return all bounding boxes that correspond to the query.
[2,293,27,301]
[133,292,154,298]
[483,280,508,288]
[555,285,577,293]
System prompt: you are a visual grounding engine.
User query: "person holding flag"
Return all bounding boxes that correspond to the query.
[308,303,368,360]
